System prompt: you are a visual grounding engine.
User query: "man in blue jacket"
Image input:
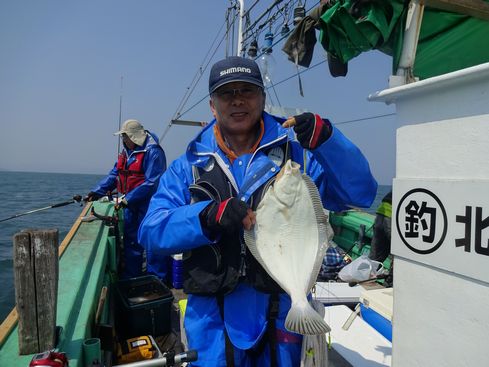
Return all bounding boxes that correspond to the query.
[86,119,168,279]
[139,57,377,366]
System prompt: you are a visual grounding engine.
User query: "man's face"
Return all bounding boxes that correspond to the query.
[210,81,265,136]
[121,133,136,150]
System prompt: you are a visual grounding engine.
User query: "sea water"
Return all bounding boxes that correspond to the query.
[0,170,391,322]
[0,171,103,321]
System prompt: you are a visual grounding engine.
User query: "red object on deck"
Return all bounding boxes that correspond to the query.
[29,350,69,367]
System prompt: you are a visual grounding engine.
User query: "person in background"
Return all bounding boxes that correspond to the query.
[138,56,377,366]
[369,191,393,285]
[369,191,392,263]
[86,119,168,280]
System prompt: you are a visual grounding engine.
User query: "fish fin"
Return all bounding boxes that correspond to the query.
[243,228,261,262]
[302,174,328,225]
[302,174,330,290]
[285,301,331,335]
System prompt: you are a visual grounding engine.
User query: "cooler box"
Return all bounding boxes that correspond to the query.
[116,275,174,338]
[314,281,362,306]
[360,287,393,341]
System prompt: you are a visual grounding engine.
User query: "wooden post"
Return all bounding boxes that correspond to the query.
[13,232,37,353]
[33,229,59,352]
[13,229,59,354]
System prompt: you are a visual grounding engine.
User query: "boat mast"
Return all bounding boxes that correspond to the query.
[237,0,245,56]
[117,76,123,154]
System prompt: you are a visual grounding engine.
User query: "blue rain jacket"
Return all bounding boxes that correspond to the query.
[139,112,377,366]
[92,132,167,278]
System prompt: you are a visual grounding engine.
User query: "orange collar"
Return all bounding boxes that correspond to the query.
[214,119,264,163]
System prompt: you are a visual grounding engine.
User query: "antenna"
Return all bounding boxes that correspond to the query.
[117,76,123,155]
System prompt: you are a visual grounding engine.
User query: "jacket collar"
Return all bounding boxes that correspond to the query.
[186,111,288,166]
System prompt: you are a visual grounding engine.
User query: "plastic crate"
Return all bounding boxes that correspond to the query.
[330,211,374,253]
[116,275,174,338]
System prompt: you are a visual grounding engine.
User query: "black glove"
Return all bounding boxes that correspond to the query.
[201,198,250,234]
[115,198,128,211]
[292,112,332,150]
[84,191,102,202]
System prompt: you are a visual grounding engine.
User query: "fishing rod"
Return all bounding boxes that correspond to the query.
[0,195,83,223]
[348,273,388,287]
[112,349,198,367]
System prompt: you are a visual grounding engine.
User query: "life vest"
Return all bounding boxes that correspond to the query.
[183,144,291,296]
[116,151,146,194]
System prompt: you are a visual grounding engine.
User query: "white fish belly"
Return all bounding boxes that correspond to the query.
[253,184,319,296]
[244,160,331,335]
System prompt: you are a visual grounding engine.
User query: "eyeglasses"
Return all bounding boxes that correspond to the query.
[213,85,263,101]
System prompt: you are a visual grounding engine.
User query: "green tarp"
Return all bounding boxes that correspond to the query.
[318,0,489,79]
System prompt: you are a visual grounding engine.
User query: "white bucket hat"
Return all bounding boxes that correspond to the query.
[114,119,148,146]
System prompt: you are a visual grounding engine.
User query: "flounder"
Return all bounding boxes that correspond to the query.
[244,159,332,335]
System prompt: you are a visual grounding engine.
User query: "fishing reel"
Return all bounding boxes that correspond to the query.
[29,350,69,367]
[91,207,118,227]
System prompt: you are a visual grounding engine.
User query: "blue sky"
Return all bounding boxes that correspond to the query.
[0,1,397,184]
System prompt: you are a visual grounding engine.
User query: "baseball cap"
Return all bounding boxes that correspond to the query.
[209,56,264,94]
[114,119,148,146]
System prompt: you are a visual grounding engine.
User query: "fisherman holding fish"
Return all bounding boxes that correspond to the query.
[139,56,377,366]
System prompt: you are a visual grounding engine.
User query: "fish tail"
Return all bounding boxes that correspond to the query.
[285,301,331,335]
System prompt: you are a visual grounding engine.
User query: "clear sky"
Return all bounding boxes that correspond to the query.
[0,1,398,185]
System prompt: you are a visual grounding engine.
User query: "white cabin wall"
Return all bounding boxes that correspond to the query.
[370,62,489,367]
[394,259,489,366]
[397,115,489,180]
[394,115,489,367]
[371,63,489,126]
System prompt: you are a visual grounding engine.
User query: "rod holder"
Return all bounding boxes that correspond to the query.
[83,338,101,367]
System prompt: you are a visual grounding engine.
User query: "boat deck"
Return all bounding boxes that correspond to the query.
[154,289,186,356]
[0,203,386,366]
[156,289,356,366]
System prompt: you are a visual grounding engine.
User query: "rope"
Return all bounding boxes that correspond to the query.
[161,6,240,141]
[172,8,237,121]
[161,0,394,141]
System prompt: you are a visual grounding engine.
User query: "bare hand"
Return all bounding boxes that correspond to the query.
[242,209,256,230]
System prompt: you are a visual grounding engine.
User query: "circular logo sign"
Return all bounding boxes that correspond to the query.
[396,188,448,254]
